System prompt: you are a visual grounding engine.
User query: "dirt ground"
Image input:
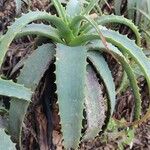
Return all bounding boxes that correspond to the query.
[0,0,150,149]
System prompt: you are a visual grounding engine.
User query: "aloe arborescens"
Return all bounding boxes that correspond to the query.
[0,0,150,149]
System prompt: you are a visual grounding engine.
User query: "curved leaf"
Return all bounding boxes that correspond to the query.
[0,79,32,101]
[82,0,100,15]
[70,15,108,49]
[99,29,150,92]
[71,29,150,95]
[0,129,16,150]
[9,44,55,147]
[0,10,70,66]
[87,40,141,120]
[51,0,68,23]
[80,15,141,45]
[16,23,63,43]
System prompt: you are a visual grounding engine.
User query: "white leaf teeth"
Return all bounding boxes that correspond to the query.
[56,100,59,105]
[7,26,11,29]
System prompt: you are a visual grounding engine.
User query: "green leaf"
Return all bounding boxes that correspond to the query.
[0,79,32,101]
[17,44,55,90]
[127,0,137,19]
[81,15,141,46]
[114,0,122,15]
[0,11,70,65]
[55,44,86,149]
[82,0,100,15]
[9,44,55,146]
[132,7,150,22]
[116,71,129,94]
[70,15,107,48]
[16,23,63,43]
[100,29,150,91]
[83,64,106,140]
[87,40,141,119]
[0,129,16,150]
[72,29,150,99]
[94,29,150,124]
[14,0,22,15]
[87,51,115,115]
[66,0,82,18]
[51,0,68,23]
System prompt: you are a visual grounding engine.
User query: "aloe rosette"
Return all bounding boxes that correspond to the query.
[0,0,150,149]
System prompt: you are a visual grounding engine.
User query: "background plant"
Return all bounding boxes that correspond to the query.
[114,0,150,48]
[0,0,150,149]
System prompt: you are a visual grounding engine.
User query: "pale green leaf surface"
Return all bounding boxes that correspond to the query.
[87,51,115,115]
[14,0,22,15]
[16,24,62,43]
[66,0,82,18]
[73,28,150,94]
[81,15,141,45]
[87,40,141,119]
[0,79,32,101]
[114,0,122,15]
[82,0,100,15]
[83,64,106,140]
[55,44,86,149]
[9,44,55,146]
[17,44,55,90]
[0,129,16,150]
[0,11,69,65]
[99,29,150,92]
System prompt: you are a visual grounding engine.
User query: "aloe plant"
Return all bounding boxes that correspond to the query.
[0,129,16,150]
[114,0,150,48]
[1,0,150,149]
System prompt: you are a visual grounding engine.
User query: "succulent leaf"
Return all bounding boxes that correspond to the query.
[0,11,71,65]
[14,0,22,15]
[16,24,63,43]
[70,15,108,48]
[82,0,100,15]
[66,0,83,18]
[0,129,16,150]
[83,64,106,140]
[51,0,68,23]
[114,0,122,15]
[87,40,142,120]
[87,51,115,115]
[100,29,150,91]
[0,0,150,148]
[55,44,87,149]
[81,15,141,46]
[9,44,55,146]
[71,29,150,95]
[0,79,32,101]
